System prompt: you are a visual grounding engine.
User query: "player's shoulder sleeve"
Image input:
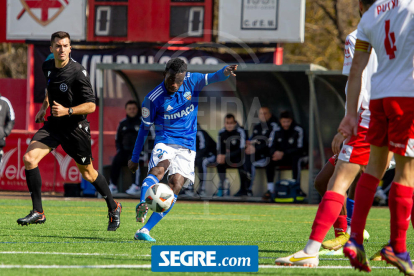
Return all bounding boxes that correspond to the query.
[42,59,54,80]
[356,13,370,43]
[74,63,95,104]
[141,90,160,126]
[188,72,207,93]
[342,30,357,76]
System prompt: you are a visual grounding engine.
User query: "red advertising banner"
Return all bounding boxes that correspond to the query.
[0,131,99,193]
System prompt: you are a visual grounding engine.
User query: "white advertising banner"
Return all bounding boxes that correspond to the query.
[7,0,86,40]
[218,0,305,43]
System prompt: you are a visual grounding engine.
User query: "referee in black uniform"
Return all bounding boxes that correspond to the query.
[17,31,122,231]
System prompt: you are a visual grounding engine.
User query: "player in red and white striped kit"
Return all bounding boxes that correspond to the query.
[274,0,381,267]
[339,0,414,273]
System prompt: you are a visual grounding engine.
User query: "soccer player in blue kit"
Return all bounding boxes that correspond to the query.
[128,58,237,241]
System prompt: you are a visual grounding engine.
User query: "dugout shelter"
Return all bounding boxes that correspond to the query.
[96,63,347,204]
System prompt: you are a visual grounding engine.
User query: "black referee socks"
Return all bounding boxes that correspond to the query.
[92,172,117,211]
[25,167,43,213]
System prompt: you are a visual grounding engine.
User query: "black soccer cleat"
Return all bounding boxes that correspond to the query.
[107,201,122,231]
[17,210,46,226]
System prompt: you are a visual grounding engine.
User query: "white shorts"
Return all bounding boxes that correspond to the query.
[149,143,196,187]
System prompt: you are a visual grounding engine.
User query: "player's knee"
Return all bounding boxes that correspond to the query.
[23,153,38,168]
[149,166,165,180]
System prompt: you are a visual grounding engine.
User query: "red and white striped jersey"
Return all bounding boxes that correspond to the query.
[357,0,414,99]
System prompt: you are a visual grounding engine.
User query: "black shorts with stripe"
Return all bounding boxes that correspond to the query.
[32,119,92,165]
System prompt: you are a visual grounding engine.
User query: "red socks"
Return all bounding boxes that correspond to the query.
[333,215,348,237]
[350,173,379,244]
[389,182,413,254]
[310,191,345,242]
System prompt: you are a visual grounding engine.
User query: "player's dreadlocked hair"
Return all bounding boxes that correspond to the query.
[165,58,187,75]
[51,31,71,45]
[360,0,376,7]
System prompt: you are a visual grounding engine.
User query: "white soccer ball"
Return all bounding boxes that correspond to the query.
[145,183,175,213]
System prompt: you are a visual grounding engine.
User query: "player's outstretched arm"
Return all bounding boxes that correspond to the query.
[128,122,150,173]
[35,90,49,123]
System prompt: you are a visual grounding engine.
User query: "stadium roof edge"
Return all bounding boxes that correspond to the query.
[95,63,332,72]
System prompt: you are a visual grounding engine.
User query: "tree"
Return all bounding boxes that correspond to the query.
[0,43,27,79]
[284,0,360,70]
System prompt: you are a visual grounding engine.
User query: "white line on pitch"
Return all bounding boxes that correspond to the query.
[0,251,150,257]
[0,264,397,269]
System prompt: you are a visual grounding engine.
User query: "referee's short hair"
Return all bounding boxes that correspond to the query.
[51,31,71,45]
[165,58,187,75]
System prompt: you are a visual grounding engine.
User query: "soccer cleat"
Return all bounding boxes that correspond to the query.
[247,189,253,197]
[107,201,122,231]
[17,210,46,226]
[370,244,388,261]
[233,189,248,197]
[125,184,140,196]
[363,229,370,241]
[275,250,319,267]
[136,201,149,223]
[319,247,344,256]
[134,228,156,242]
[343,238,371,272]
[108,183,118,194]
[196,190,207,197]
[215,188,223,197]
[380,245,414,275]
[322,232,350,251]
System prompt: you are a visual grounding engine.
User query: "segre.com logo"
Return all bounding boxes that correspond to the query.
[151,245,258,272]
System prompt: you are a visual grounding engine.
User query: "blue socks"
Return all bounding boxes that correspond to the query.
[143,194,177,232]
[140,174,159,202]
[346,198,355,226]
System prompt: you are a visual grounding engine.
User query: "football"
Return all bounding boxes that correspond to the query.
[145,183,175,213]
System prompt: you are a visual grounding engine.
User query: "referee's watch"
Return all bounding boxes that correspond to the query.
[68,107,73,117]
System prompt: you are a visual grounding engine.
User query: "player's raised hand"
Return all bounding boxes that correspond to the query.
[338,114,358,138]
[331,132,345,155]
[35,108,46,123]
[224,65,238,77]
[128,159,139,173]
[52,101,68,117]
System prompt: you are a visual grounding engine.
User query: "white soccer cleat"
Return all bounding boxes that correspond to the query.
[108,183,118,194]
[126,184,140,196]
[275,250,319,267]
[363,229,370,242]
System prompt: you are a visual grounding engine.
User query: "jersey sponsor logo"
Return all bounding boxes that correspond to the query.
[142,107,150,118]
[60,83,68,92]
[288,138,294,144]
[344,48,351,59]
[184,91,192,100]
[231,140,237,145]
[166,105,173,111]
[82,70,87,77]
[164,104,195,120]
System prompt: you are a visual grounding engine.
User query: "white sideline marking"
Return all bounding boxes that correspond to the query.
[0,251,150,257]
[0,264,397,269]
[0,265,151,269]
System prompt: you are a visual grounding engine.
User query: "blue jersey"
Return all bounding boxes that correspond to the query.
[131,66,229,163]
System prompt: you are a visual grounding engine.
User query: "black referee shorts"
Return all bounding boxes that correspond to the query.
[32,120,92,165]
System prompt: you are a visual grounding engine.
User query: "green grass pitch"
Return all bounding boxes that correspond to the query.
[0,197,411,275]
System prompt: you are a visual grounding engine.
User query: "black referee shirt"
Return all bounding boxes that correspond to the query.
[42,58,95,125]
